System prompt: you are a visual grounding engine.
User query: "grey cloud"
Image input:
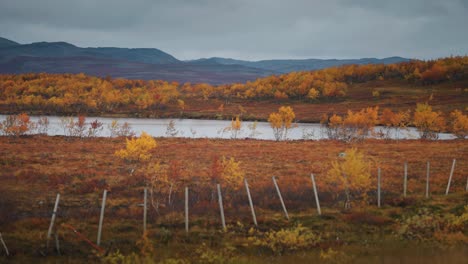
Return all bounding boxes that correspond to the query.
[338,0,459,18]
[0,0,153,29]
[0,0,467,60]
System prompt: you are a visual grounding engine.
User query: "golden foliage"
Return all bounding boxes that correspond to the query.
[223,116,242,139]
[268,112,282,129]
[323,148,372,207]
[195,243,237,264]
[250,224,321,255]
[0,56,467,115]
[220,156,244,190]
[448,109,468,139]
[307,88,320,100]
[329,114,343,127]
[372,90,380,98]
[413,103,446,139]
[268,106,296,141]
[114,132,157,163]
[323,114,343,140]
[231,116,241,138]
[177,99,185,112]
[145,162,168,184]
[397,206,468,242]
[232,116,241,129]
[323,107,379,141]
[380,108,410,128]
[343,106,379,136]
[378,108,411,139]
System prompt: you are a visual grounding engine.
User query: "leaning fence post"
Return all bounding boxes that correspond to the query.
[97,189,107,246]
[143,188,147,233]
[425,161,430,198]
[310,174,321,215]
[244,179,258,226]
[272,176,289,220]
[217,184,226,231]
[377,168,381,208]
[0,232,9,256]
[403,162,408,197]
[47,193,61,249]
[445,159,456,195]
[185,187,189,233]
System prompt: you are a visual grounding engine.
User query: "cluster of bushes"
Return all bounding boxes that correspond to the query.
[98,205,467,262]
[0,113,48,136]
[0,56,466,114]
[397,206,468,243]
[0,113,135,137]
[320,103,467,141]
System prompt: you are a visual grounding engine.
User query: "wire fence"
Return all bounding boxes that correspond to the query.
[0,158,466,256]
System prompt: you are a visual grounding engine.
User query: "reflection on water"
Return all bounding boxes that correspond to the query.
[0,115,456,140]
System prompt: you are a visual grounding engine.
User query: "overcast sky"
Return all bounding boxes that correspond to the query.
[1,0,467,60]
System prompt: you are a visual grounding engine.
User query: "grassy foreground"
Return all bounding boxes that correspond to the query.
[0,136,467,263]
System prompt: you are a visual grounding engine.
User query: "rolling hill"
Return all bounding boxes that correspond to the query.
[0,37,410,84]
[188,56,410,73]
[0,37,19,48]
[0,40,179,64]
[0,55,277,84]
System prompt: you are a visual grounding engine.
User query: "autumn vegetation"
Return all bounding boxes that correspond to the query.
[322,148,372,209]
[0,56,467,262]
[268,106,296,141]
[2,102,466,140]
[0,135,467,262]
[0,56,466,122]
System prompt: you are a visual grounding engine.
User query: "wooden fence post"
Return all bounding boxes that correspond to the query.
[97,190,107,246]
[272,176,289,220]
[310,174,321,215]
[403,162,408,197]
[47,193,60,249]
[445,159,456,195]
[0,232,9,256]
[244,179,258,226]
[216,184,226,230]
[143,188,147,233]
[377,168,381,208]
[55,232,61,255]
[185,187,189,233]
[426,161,430,199]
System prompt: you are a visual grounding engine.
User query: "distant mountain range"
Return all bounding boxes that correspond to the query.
[0,37,410,84]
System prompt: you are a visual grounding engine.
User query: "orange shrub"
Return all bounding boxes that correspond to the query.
[448,110,468,139]
[413,103,445,139]
[321,107,379,141]
[342,106,379,141]
[321,114,343,140]
[1,113,33,136]
[379,108,411,139]
[268,106,296,141]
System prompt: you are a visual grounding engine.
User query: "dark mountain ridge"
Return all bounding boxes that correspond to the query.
[0,37,20,48]
[0,40,179,64]
[0,37,411,84]
[188,56,410,73]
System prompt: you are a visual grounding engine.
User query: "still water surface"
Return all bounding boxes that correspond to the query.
[0,115,456,140]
